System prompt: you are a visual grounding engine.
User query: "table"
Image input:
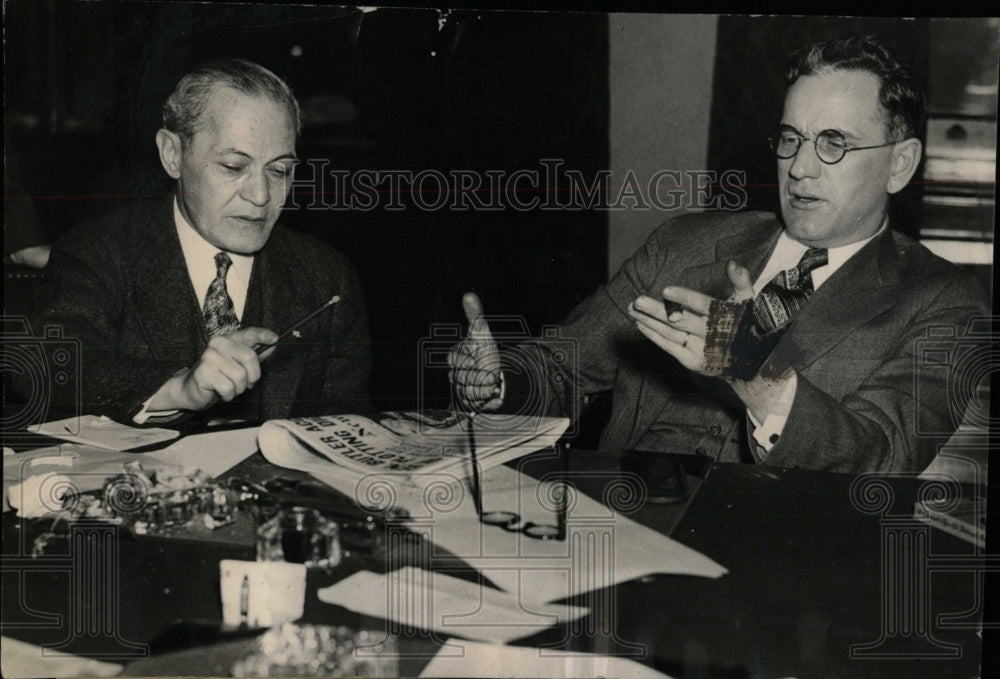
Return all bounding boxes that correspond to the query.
[1,443,986,677]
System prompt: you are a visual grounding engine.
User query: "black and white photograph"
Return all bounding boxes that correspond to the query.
[3,3,997,677]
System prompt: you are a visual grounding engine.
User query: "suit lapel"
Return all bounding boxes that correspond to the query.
[778,228,900,371]
[255,230,310,419]
[131,200,206,366]
[674,219,782,298]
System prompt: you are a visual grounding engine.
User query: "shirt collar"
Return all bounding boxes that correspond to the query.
[173,199,254,314]
[756,216,888,292]
[174,199,254,271]
[824,217,887,273]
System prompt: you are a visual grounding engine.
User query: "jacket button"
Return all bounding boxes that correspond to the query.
[709,424,723,437]
[695,447,708,455]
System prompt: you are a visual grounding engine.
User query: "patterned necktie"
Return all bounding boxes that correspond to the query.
[753,247,828,334]
[203,252,240,337]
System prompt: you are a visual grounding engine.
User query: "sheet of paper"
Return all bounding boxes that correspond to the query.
[145,426,260,478]
[418,639,675,679]
[404,464,727,604]
[28,414,179,451]
[0,636,123,678]
[318,568,589,644]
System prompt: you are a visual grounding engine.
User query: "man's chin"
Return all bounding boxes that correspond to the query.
[780,213,831,245]
[217,226,274,255]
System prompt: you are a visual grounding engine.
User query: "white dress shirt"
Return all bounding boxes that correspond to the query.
[174,199,254,321]
[749,220,886,455]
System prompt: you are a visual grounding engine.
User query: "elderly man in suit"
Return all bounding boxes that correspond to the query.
[26,59,371,425]
[450,35,988,474]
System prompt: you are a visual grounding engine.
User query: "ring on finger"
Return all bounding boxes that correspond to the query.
[681,332,690,348]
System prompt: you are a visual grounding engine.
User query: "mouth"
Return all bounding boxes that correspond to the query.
[786,188,824,209]
[230,216,268,225]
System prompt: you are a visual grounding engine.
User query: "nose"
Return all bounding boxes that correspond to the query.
[240,169,271,207]
[787,139,822,180]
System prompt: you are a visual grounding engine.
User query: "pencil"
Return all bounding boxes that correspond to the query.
[255,295,340,355]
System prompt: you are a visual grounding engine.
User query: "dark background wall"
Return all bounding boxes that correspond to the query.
[4,1,610,411]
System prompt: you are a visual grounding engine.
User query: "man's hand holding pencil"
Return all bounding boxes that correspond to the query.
[145,295,340,414]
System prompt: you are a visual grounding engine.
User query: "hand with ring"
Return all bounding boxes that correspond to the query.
[627,261,755,376]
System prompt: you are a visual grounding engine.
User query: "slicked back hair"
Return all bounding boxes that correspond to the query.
[162,58,301,147]
[786,35,926,143]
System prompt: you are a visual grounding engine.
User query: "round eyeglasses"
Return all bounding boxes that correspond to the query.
[769,127,895,165]
[480,509,564,540]
[462,412,568,541]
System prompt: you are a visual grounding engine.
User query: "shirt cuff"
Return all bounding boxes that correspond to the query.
[133,368,188,424]
[748,373,798,457]
[133,399,181,425]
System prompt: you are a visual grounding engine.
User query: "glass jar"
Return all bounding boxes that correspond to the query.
[256,507,341,569]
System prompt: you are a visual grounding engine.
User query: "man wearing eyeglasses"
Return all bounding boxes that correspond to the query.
[450,35,989,474]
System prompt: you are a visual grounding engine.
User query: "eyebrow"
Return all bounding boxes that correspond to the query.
[216,148,299,163]
[778,123,862,141]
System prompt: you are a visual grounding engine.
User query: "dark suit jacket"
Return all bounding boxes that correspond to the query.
[508,211,988,473]
[27,199,372,424]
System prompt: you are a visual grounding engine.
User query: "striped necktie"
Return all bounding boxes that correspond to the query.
[203,252,240,337]
[753,247,828,334]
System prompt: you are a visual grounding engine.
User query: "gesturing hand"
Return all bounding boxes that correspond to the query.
[149,327,279,412]
[628,261,755,376]
[448,292,503,413]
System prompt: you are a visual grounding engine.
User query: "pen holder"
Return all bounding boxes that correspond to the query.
[256,507,342,570]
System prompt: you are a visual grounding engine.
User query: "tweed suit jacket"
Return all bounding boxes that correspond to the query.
[507,210,988,473]
[29,198,372,424]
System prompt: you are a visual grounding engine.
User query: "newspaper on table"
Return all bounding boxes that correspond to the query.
[263,410,727,606]
[257,410,569,493]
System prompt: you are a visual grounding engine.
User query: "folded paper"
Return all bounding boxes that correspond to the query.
[418,639,675,679]
[28,415,179,451]
[318,568,589,644]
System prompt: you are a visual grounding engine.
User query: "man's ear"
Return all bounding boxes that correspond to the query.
[155,128,183,180]
[886,138,922,195]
